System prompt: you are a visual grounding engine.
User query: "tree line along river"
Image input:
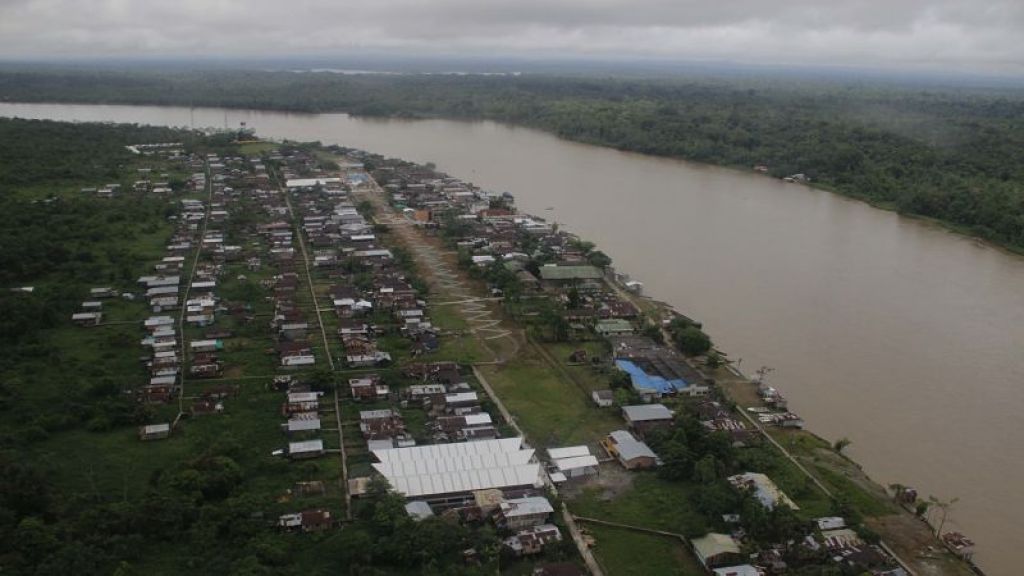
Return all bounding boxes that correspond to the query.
[2,102,1021,575]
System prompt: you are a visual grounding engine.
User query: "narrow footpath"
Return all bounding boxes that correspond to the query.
[176,159,212,418]
[279,171,352,519]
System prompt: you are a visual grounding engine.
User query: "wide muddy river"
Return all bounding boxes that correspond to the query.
[3,102,1021,574]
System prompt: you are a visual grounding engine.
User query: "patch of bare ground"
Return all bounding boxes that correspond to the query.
[869,514,975,576]
[560,462,636,501]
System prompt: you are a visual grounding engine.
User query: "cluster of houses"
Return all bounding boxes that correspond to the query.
[360,153,923,575]
[687,475,908,576]
[277,375,326,460]
[746,381,806,430]
[132,150,265,437]
[82,148,183,198]
[290,183,427,368]
[346,361,507,477]
[270,151,571,548]
[129,151,212,437]
[71,288,114,326]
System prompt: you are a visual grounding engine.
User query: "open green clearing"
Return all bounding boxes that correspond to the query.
[584,524,704,576]
[480,350,621,448]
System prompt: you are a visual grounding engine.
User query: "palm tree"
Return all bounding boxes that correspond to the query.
[833,437,852,454]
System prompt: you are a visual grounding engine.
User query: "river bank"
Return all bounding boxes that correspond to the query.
[1,102,1018,574]
[3,69,1021,256]
[348,145,979,575]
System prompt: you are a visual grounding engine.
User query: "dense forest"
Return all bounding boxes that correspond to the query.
[2,67,1023,250]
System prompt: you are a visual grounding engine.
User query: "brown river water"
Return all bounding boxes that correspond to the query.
[2,103,1021,574]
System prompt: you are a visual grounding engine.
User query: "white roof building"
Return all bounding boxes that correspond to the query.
[287,418,322,432]
[499,496,554,518]
[727,472,799,511]
[286,177,342,188]
[553,455,600,474]
[289,439,324,455]
[463,413,493,426]
[622,404,673,422]
[608,430,658,462]
[547,445,591,460]
[445,392,479,405]
[372,437,542,499]
[288,392,320,403]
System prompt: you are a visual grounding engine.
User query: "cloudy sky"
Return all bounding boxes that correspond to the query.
[1,0,1022,73]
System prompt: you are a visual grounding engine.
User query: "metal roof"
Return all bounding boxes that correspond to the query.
[616,359,687,394]
[287,418,321,431]
[553,455,600,472]
[464,413,493,426]
[374,437,525,464]
[374,450,535,477]
[726,472,799,511]
[372,437,542,498]
[289,439,324,453]
[405,501,434,520]
[622,404,673,422]
[444,392,479,404]
[547,445,591,460]
[609,430,657,462]
[538,265,603,281]
[288,392,319,403]
[692,533,741,561]
[499,496,553,517]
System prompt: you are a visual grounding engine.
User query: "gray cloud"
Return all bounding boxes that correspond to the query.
[0,0,1022,72]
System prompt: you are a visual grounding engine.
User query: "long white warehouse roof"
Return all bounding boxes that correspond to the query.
[372,437,542,498]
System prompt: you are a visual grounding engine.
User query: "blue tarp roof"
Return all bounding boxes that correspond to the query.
[615,359,687,394]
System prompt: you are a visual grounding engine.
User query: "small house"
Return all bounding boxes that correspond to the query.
[503,524,562,557]
[72,312,102,326]
[692,533,743,569]
[621,404,673,437]
[138,423,171,441]
[547,445,599,479]
[591,390,614,407]
[350,376,389,401]
[602,430,657,470]
[498,496,554,530]
[278,509,333,533]
[288,439,324,459]
[284,416,322,435]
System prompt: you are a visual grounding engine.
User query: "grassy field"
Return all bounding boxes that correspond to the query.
[583,524,704,576]
[570,474,710,538]
[479,345,621,448]
[237,141,279,155]
[543,341,615,393]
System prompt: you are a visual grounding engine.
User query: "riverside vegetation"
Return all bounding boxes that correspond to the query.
[2,67,1023,250]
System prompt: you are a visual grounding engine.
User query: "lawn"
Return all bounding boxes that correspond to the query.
[479,346,621,448]
[770,428,896,518]
[429,300,469,331]
[584,524,704,576]
[543,341,615,393]
[570,474,710,537]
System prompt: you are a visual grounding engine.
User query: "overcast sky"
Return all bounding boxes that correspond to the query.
[1,0,1022,73]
